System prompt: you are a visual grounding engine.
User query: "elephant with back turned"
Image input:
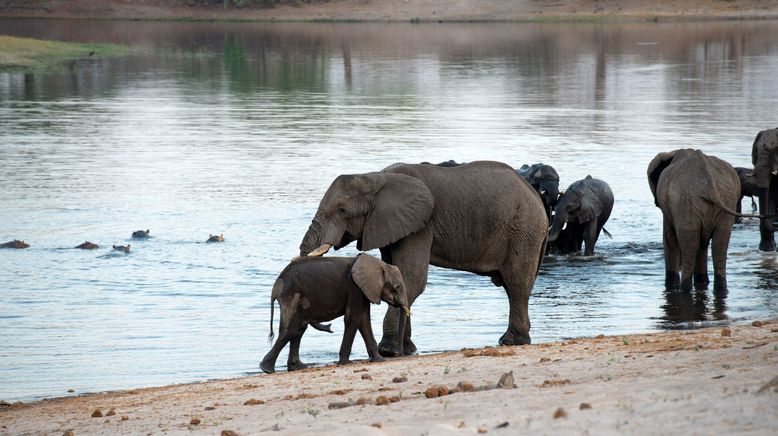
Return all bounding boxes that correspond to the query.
[752,128,778,251]
[517,163,560,221]
[547,176,613,256]
[299,161,548,356]
[648,149,750,291]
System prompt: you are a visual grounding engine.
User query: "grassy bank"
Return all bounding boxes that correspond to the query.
[0,35,132,72]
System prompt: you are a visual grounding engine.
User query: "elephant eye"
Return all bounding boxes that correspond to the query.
[337,207,347,216]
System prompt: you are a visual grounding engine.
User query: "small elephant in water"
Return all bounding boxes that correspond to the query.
[75,241,99,250]
[517,163,561,221]
[648,149,755,291]
[548,176,613,256]
[0,240,29,249]
[131,229,150,239]
[734,167,758,221]
[751,128,778,251]
[112,244,131,253]
[260,254,410,374]
[206,234,224,243]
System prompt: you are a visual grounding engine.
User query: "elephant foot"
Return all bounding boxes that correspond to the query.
[287,360,310,372]
[713,274,728,292]
[664,272,680,289]
[758,237,776,252]
[680,276,693,292]
[693,273,709,290]
[378,336,402,357]
[259,359,275,374]
[337,358,352,366]
[368,355,384,363]
[499,328,531,346]
[403,338,417,356]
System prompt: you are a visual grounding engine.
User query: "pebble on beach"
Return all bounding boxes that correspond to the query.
[722,327,732,337]
[553,407,568,419]
[91,409,102,418]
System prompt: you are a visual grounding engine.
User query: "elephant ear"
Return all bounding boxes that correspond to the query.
[351,254,385,304]
[361,173,434,251]
[751,130,766,166]
[577,180,602,224]
[647,151,678,207]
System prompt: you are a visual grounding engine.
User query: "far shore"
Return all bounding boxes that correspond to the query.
[3,320,776,435]
[1,0,778,22]
[0,35,132,72]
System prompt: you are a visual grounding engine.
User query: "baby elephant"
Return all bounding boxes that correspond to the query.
[260,254,410,374]
[548,176,614,256]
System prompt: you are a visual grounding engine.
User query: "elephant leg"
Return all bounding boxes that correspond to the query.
[677,226,701,292]
[260,314,294,374]
[582,218,599,256]
[379,231,432,357]
[358,308,383,363]
[498,232,544,346]
[758,187,776,251]
[735,196,743,224]
[711,218,734,291]
[663,217,681,289]
[287,324,309,371]
[338,313,360,365]
[693,239,710,290]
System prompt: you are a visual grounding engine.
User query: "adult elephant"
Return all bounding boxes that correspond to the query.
[647,149,746,291]
[752,128,778,251]
[299,161,548,356]
[547,176,613,256]
[517,163,560,221]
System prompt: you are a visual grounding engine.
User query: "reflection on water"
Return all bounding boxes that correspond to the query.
[1,19,777,402]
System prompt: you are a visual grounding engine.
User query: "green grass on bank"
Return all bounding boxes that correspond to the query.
[0,35,133,72]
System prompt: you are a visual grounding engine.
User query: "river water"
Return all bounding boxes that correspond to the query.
[1,19,777,402]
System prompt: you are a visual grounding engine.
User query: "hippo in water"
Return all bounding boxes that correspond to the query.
[75,241,99,250]
[0,240,29,249]
[206,234,225,243]
[131,229,150,239]
[112,244,131,253]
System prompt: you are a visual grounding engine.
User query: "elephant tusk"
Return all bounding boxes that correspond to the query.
[307,243,332,257]
[562,222,568,231]
[402,306,412,317]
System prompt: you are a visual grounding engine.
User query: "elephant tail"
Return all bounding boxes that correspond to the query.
[602,228,613,239]
[268,277,283,344]
[704,196,763,219]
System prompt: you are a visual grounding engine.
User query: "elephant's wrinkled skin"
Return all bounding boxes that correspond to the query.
[548,176,614,256]
[751,128,778,251]
[299,161,548,356]
[260,254,409,373]
[648,149,741,291]
[517,163,560,221]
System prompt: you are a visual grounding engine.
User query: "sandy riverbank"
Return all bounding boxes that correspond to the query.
[1,0,777,22]
[2,320,776,435]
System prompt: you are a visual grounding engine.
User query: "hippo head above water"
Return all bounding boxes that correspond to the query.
[112,244,131,253]
[1,239,29,249]
[207,234,225,243]
[131,229,150,239]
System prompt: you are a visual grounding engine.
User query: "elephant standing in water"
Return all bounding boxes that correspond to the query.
[517,163,560,221]
[648,149,747,291]
[547,176,613,256]
[299,161,548,356]
[751,128,778,251]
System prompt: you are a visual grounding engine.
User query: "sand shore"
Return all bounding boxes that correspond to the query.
[1,0,777,21]
[2,320,776,435]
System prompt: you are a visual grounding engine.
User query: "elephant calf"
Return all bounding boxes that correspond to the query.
[517,163,561,221]
[260,254,410,374]
[548,176,613,256]
[734,167,758,218]
[648,149,749,291]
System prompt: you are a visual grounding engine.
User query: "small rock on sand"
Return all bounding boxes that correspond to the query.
[721,327,731,337]
[497,371,515,389]
[328,401,352,409]
[580,402,592,410]
[221,431,239,436]
[106,409,116,416]
[62,430,75,436]
[370,423,382,428]
[190,418,201,425]
[120,415,129,421]
[752,321,763,327]
[91,409,102,418]
[392,376,408,383]
[375,396,391,405]
[243,399,265,406]
[457,381,475,392]
[553,407,568,419]
[361,374,372,380]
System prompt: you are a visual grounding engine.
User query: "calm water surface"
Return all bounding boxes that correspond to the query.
[1,19,777,402]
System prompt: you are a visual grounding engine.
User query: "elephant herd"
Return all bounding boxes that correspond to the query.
[263,128,777,372]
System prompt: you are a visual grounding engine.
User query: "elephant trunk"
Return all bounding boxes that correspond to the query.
[299,212,326,256]
[539,179,560,209]
[755,149,777,189]
[548,209,568,242]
